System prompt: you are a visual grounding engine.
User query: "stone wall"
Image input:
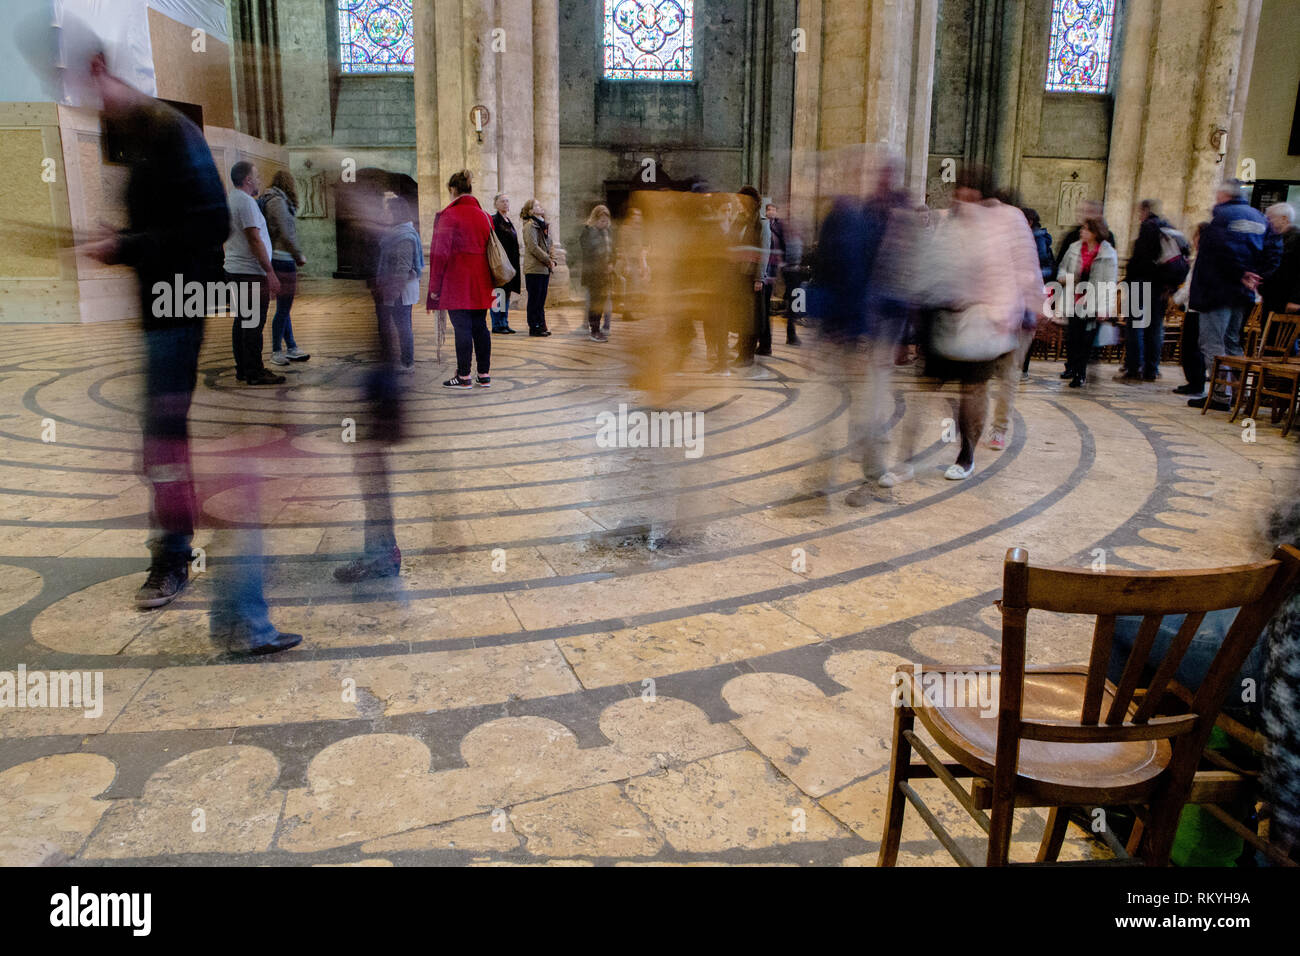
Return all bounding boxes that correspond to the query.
[1240,0,1300,183]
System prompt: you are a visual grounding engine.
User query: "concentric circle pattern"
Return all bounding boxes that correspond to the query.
[0,292,1295,866]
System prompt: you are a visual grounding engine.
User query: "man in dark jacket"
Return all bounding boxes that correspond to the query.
[1262,203,1300,321]
[78,45,301,653]
[1118,198,1178,383]
[490,194,521,333]
[1188,180,1283,409]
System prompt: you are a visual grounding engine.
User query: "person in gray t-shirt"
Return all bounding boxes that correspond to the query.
[224,162,283,385]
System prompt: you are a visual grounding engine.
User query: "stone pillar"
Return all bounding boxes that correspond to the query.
[496,0,535,205]
[413,0,439,240]
[907,0,940,202]
[789,0,825,241]
[463,0,498,198]
[1223,0,1262,179]
[1105,0,1255,252]
[532,0,569,294]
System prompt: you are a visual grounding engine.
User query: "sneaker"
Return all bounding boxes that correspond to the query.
[215,626,303,656]
[475,375,491,387]
[1068,376,1085,388]
[135,564,188,609]
[589,332,608,343]
[945,463,975,481]
[502,327,518,334]
[247,370,286,385]
[286,347,311,361]
[878,464,915,488]
[334,547,402,583]
[270,350,290,366]
[987,429,1007,452]
[443,376,473,389]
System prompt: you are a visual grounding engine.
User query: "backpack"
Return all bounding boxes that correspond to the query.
[1155,226,1191,288]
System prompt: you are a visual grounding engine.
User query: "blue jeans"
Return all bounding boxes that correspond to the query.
[491,294,513,331]
[142,323,203,566]
[1124,290,1168,379]
[209,523,275,644]
[271,260,297,351]
[1199,304,1247,402]
[1110,609,1265,727]
[377,302,414,367]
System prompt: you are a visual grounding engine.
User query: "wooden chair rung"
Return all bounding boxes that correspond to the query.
[899,782,979,867]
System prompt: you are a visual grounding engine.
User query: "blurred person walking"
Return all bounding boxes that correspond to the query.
[1173,222,1212,395]
[733,186,770,369]
[73,39,299,653]
[1057,217,1118,388]
[1116,199,1186,383]
[490,193,521,334]
[263,170,311,367]
[428,170,495,388]
[580,204,615,342]
[886,166,1040,484]
[985,203,1047,451]
[225,161,285,386]
[616,207,650,322]
[521,198,556,336]
[376,194,423,371]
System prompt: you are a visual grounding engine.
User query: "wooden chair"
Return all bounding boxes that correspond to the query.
[1202,305,1279,421]
[877,545,1300,867]
[1246,361,1300,438]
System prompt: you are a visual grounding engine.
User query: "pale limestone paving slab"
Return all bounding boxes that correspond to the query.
[773,568,984,640]
[361,813,521,854]
[0,668,153,740]
[906,625,999,665]
[0,564,43,617]
[278,697,740,852]
[107,642,581,733]
[0,753,116,863]
[84,745,283,859]
[623,749,848,854]
[557,604,823,689]
[722,650,910,798]
[510,783,663,858]
[30,574,161,655]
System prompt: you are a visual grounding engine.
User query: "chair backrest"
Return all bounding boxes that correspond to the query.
[995,544,1300,762]
[1260,313,1300,359]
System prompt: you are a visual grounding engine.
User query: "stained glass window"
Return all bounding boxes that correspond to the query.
[338,0,414,74]
[603,0,694,82]
[1045,0,1116,93]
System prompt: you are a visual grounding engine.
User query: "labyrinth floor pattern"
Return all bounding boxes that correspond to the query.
[1,292,1296,866]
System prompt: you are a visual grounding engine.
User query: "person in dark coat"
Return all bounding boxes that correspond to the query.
[72,35,300,653]
[1262,203,1300,322]
[1117,198,1179,383]
[489,193,521,333]
[579,204,615,342]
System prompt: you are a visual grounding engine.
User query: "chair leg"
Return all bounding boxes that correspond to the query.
[987,796,1016,866]
[1202,358,1220,415]
[1228,369,1252,422]
[1036,806,1070,863]
[877,703,914,867]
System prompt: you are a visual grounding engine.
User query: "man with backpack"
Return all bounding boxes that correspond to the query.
[1116,199,1189,383]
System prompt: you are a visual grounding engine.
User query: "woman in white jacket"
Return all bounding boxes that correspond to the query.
[1057,218,1119,387]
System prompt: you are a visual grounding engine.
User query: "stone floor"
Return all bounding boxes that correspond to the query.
[1,293,1296,866]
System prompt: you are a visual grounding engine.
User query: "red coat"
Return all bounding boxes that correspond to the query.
[426,195,495,310]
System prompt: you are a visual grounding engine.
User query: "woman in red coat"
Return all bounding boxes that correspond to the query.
[427,169,495,388]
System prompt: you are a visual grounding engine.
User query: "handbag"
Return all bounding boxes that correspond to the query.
[929,305,1018,363]
[484,214,516,288]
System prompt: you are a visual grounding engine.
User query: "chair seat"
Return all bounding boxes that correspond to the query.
[909,666,1172,802]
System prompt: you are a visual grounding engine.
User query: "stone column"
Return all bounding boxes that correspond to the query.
[1223,0,1262,179]
[463,0,498,198]
[413,0,439,239]
[532,0,569,294]
[789,0,824,240]
[496,0,535,205]
[907,0,940,202]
